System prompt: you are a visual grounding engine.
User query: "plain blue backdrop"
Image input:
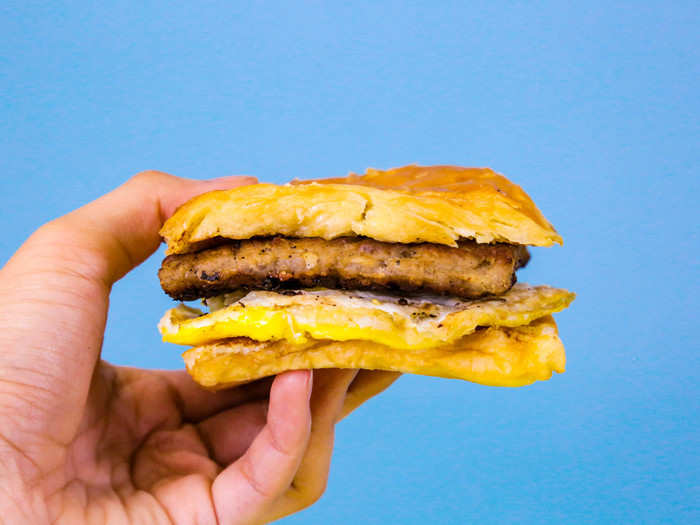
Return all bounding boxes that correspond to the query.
[1,2,698,523]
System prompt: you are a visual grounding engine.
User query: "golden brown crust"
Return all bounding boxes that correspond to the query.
[182,316,565,389]
[160,165,562,255]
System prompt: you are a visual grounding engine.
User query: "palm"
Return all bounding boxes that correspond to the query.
[5,357,388,525]
[44,363,274,523]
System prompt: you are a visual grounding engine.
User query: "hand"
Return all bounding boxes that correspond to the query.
[0,171,400,524]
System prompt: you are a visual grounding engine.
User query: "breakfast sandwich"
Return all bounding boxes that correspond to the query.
[158,165,575,389]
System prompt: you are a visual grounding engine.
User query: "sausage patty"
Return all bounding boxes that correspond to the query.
[159,236,529,301]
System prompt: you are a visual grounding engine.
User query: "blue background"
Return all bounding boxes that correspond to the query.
[1,1,698,523]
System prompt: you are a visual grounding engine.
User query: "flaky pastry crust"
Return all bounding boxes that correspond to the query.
[160,165,562,255]
[183,316,565,389]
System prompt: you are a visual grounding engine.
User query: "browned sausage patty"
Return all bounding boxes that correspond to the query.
[159,236,530,301]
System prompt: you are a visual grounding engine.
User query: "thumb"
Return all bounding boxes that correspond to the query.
[0,171,256,445]
[51,171,258,285]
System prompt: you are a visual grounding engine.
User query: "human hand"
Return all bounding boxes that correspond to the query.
[0,171,400,524]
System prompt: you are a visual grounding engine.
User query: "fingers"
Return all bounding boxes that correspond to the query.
[35,172,257,285]
[0,171,256,445]
[339,370,402,421]
[2,172,256,287]
[155,369,274,422]
[211,370,313,525]
[267,369,358,522]
[195,369,363,468]
[204,369,395,523]
[197,400,268,464]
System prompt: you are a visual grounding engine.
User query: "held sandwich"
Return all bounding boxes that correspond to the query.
[158,165,575,389]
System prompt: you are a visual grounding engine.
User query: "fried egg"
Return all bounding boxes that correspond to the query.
[159,283,575,350]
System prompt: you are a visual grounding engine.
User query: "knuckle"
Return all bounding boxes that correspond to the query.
[267,429,296,460]
[28,220,82,254]
[32,219,68,242]
[267,420,308,460]
[239,461,276,500]
[295,478,328,508]
[128,170,174,186]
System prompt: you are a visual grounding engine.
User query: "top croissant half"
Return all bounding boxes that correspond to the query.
[160,165,562,255]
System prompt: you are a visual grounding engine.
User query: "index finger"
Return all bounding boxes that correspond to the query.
[52,172,257,285]
[0,172,256,444]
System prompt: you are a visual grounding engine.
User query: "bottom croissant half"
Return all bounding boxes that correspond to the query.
[182,315,565,390]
